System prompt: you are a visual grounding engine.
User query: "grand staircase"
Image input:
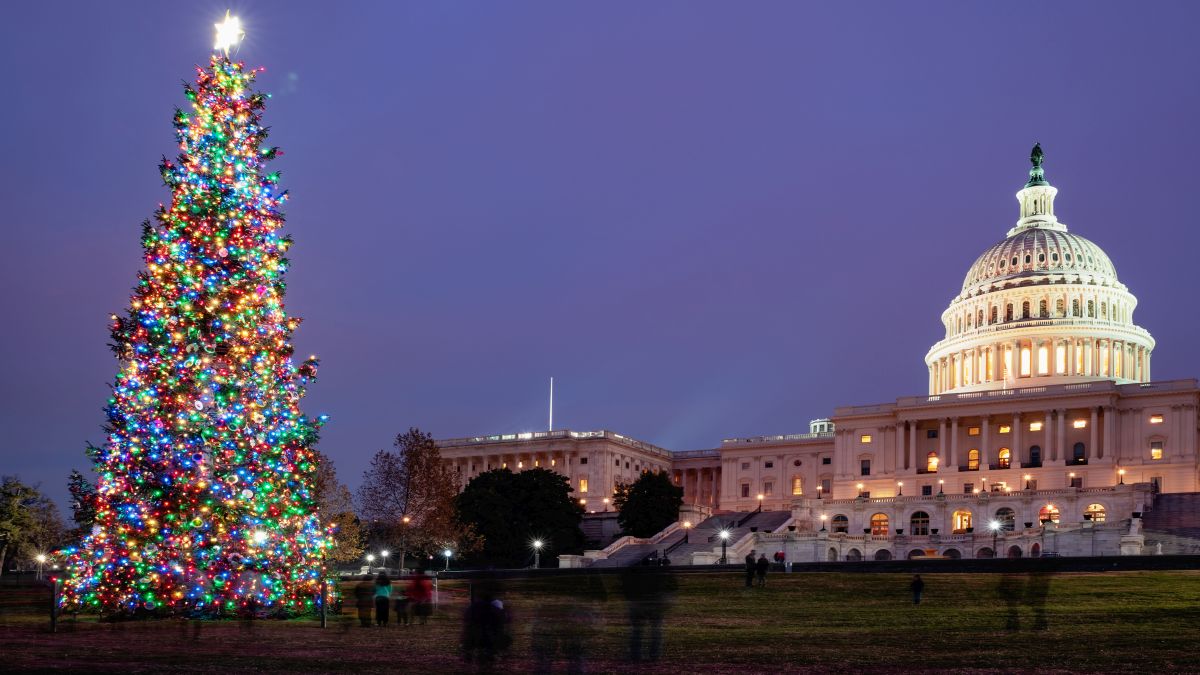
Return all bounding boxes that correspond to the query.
[1141,492,1200,554]
[586,510,793,567]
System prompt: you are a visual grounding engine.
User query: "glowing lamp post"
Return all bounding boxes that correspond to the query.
[381,550,390,573]
[819,514,827,532]
[682,520,692,543]
[756,494,764,513]
[366,553,375,570]
[603,497,610,512]
[989,520,1002,555]
[896,481,903,497]
[1118,468,1126,485]
[1024,474,1033,490]
[443,549,452,571]
[938,479,944,495]
[816,485,823,500]
[400,515,411,574]
[532,540,543,569]
[36,554,46,581]
[719,529,730,565]
[856,483,864,498]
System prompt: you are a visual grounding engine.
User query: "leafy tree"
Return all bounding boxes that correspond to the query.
[0,477,63,574]
[357,428,477,568]
[67,469,97,542]
[312,452,364,565]
[455,468,584,567]
[613,471,683,538]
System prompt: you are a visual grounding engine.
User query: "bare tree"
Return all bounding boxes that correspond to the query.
[312,452,364,565]
[357,428,477,570]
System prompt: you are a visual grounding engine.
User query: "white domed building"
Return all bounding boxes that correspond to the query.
[437,145,1200,565]
[927,144,1154,394]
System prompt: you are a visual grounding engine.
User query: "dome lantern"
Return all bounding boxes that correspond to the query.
[1012,143,1063,235]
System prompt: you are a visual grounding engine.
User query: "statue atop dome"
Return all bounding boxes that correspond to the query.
[1026,142,1048,187]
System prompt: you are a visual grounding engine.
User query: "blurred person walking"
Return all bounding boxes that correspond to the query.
[374,571,392,627]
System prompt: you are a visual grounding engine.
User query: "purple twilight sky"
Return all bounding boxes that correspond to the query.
[3,2,1200,507]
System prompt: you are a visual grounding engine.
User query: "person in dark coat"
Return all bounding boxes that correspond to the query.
[755,554,769,587]
[910,574,925,605]
[744,549,757,587]
[353,575,374,627]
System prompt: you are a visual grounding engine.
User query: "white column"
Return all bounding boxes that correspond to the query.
[1013,412,1023,465]
[1089,407,1099,460]
[1103,406,1115,459]
[981,415,990,468]
[1044,410,1054,461]
[1057,408,1067,463]
[909,421,918,471]
[950,417,959,469]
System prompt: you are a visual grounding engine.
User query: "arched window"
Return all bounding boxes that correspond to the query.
[1101,301,1108,318]
[1022,301,1031,318]
[1072,299,1080,316]
[1008,545,1024,558]
[990,306,998,324]
[952,510,973,533]
[1039,504,1060,524]
[1087,300,1095,317]
[944,548,962,559]
[870,513,889,536]
[1073,442,1086,462]
[874,549,893,561]
[926,452,939,472]
[995,507,1016,532]
[1055,298,1065,316]
[976,547,995,559]
[1029,445,1042,466]
[977,309,984,326]
[832,514,849,533]
[1085,503,1106,523]
[1039,299,1048,318]
[827,547,838,561]
[845,548,862,562]
[967,449,980,471]
[910,511,930,536]
[1005,304,1014,321]
[998,448,1011,469]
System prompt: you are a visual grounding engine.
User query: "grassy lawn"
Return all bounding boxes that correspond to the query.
[1,569,1198,673]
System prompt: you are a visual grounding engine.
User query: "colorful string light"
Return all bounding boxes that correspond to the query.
[61,55,332,616]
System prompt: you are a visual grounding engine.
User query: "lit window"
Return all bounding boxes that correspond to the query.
[860,434,872,444]
[1029,422,1043,432]
[534,460,540,467]
[952,510,973,534]
[870,513,889,536]
[1085,504,1106,523]
[998,425,1011,434]
[1055,344,1066,374]
[1037,345,1049,375]
[791,477,803,496]
[1073,420,1087,429]
[502,462,508,469]
[551,459,556,467]
[926,452,939,472]
[517,461,523,469]
[1150,415,1164,424]
[968,427,980,436]
[579,478,588,493]
[1038,504,1060,524]
[998,448,1011,469]
[967,449,980,471]
[1020,347,1031,377]
[1150,441,1163,460]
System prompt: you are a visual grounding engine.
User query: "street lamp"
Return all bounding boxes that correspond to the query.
[856,483,864,498]
[381,550,390,573]
[400,515,411,574]
[756,493,764,513]
[819,514,827,532]
[896,481,903,497]
[1024,474,1032,490]
[816,485,823,499]
[1118,468,1126,485]
[682,520,692,543]
[719,529,730,565]
[366,553,375,570]
[989,520,1002,556]
[532,540,543,568]
[443,549,452,571]
[938,479,944,494]
[35,554,46,581]
[602,497,610,512]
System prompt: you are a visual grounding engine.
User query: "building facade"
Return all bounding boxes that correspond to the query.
[438,146,1199,559]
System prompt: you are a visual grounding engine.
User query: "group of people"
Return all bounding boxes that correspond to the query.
[353,570,434,627]
[743,549,774,587]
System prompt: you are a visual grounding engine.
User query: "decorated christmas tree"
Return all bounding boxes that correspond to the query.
[62,20,331,616]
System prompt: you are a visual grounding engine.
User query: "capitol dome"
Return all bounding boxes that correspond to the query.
[925,144,1154,395]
